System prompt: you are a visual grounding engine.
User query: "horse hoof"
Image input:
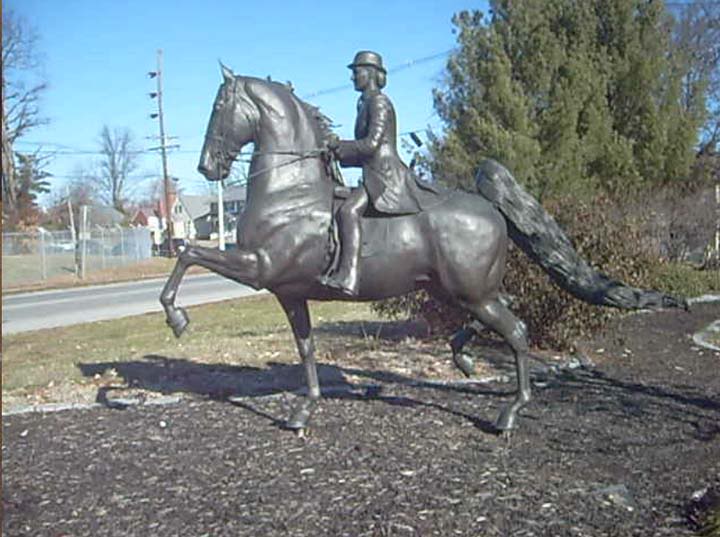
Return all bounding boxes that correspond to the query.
[286,398,318,431]
[453,352,475,378]
[167,307,189,338]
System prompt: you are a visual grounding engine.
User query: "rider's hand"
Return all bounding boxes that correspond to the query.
[326,133,340,152]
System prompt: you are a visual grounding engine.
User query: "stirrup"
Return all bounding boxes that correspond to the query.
[318,274,357,297]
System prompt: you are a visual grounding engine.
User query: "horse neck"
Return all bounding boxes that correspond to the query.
[253,97,320,156]
[248,88,328,193]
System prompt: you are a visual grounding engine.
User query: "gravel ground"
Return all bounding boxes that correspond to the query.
[3,301,719,536]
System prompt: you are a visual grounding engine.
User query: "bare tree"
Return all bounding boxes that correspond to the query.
[671,1,720,159]
[93,125,140,213]
[1,9,48,210]
[42,165,97,230]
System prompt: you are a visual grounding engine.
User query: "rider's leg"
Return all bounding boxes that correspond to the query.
[324,187,368,296]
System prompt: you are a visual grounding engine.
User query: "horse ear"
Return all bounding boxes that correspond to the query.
[219,60,234,82]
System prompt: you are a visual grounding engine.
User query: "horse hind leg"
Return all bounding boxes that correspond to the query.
[450,320,483,377]
[465,297,531,431]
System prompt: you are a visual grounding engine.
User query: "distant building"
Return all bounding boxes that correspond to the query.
[130,207,160,229]
[210,185,246,241]
[132,185,214,242]
[86,205,125,227]
[173,193,213,240]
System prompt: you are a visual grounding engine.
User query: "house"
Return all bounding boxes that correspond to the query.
[86,205,125,227]
[209,185,247,240]
[131,207,161,229]
[172,193,213,240]
[133,184,214,242]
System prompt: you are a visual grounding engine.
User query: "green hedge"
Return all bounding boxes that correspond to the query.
[373,195,717,350]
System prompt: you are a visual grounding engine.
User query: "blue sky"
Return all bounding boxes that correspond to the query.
[6,0,489,203]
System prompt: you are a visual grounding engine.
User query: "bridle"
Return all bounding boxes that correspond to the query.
[206,78,330,182]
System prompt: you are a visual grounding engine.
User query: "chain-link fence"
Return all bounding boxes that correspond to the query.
[2,227,153,289]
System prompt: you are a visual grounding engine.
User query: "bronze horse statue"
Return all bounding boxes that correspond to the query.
[159,65,685,433]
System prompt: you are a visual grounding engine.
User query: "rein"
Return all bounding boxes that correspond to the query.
[210,77,334,182]
[240,149,328,181]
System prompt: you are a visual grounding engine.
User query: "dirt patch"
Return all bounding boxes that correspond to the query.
[3,302,719,536]
[2,315,575,415]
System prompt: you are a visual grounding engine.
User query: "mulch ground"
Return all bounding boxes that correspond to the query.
[3,301,719,536]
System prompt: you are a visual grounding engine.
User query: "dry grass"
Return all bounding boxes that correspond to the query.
[1,294,484,413]
[2,256,207,294]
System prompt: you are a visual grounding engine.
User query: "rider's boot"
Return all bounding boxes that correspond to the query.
[320,213,361,297]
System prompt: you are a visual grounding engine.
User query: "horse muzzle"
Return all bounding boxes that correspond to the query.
[197,155,230,181]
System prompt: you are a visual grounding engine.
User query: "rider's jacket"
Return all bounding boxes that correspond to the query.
[336,90,441,214]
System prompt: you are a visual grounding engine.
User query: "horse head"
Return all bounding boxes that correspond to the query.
[198,64,333,183]
[198,64,260,181]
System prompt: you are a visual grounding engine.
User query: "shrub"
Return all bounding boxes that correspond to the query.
[373,194,713,350]
[646,262,719,298]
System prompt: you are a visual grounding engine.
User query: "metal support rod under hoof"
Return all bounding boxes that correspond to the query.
[166,307,190,338]
[452,352,476,378]
[285,397,318,431]
[494,406,518,433]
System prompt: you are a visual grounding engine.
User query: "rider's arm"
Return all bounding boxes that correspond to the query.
[336,94,389,166]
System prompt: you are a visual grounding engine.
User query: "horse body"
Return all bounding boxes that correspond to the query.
[162,68,530,432]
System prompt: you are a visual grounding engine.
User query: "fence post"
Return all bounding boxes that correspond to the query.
[100,227,106,269]
[80,205,88,279]
[39,230,47,281]
[715,181,719,262]
[120,226,125,261]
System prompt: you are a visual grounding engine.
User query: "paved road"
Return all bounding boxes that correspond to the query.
[2,274,263,334]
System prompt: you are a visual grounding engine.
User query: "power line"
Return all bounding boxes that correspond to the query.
[17,48,454,163]
[44,173,158,180]
[303,48,454,99]
[11,146,187,156]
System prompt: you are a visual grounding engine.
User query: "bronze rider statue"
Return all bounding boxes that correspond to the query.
[320,50,442,296]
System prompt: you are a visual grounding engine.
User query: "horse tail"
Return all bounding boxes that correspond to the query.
[474,159,688,311]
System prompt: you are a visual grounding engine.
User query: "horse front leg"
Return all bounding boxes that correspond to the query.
[278,296,321,431]
[159,245,262,338]
[160,253,192,337]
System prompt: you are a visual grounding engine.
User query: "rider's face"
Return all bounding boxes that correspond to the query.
[351,66,372,92]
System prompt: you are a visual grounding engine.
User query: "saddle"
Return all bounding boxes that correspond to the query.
[322,155,445,275]
[323,173,391,276]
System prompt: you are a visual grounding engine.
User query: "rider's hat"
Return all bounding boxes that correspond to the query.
[348,51,386,74]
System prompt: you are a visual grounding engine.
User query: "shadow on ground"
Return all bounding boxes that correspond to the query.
[77,354,513,433]
[76,346,720,442]
[76,316,527,434]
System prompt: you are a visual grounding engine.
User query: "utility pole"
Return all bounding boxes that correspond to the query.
[80,205,89,279]
[67,186,79,276]
[715,177,719,264]
[218,181,225,251]
[149,49,175,256]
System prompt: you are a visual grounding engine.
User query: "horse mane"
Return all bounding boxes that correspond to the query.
[298,100,335,146]
[264,78,335,146]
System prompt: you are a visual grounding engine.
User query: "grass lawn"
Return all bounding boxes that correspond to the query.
[2,253,76,288]
[1,293,467,413]
[2,256,206,293]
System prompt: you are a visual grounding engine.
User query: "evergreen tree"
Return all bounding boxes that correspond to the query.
[431,0,708,199]
[4,152,51,229]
